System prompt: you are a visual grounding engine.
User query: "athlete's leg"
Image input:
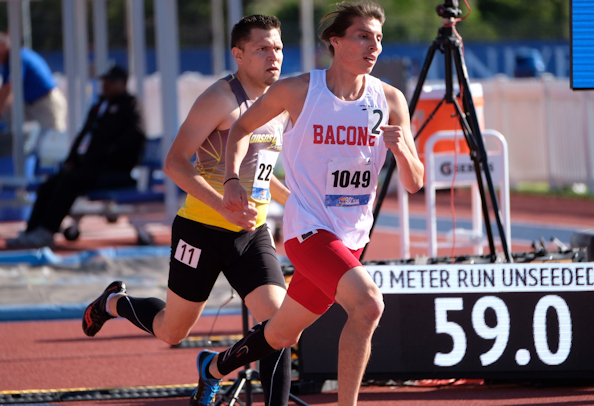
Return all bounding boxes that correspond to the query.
[110,288,206,345]
[229,223,290,406]
[244,284,285,322]
[244,284,289,406]
[105,216,222,345]
[334,266,384,406]
[208,294,320,379]
[281,230,383,406]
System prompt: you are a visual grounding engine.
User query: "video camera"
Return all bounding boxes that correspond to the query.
[436,0,462,18]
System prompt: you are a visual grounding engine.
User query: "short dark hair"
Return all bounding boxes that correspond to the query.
[319,1,385,56]
[231,15,282,49]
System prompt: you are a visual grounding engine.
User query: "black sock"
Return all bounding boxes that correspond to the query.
[216,320,276,376]
[116,296,165,336]
[259,347,291,406]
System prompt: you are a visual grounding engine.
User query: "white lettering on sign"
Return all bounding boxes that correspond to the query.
[367,263,594,294]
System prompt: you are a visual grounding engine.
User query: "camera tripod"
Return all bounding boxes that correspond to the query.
[215,300,309,406]
[364,0,511,263]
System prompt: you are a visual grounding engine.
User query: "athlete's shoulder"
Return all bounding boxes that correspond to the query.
[181,77,240,131]
[266,73,310,102]
[194,77,238,111]
[272,72,309,90]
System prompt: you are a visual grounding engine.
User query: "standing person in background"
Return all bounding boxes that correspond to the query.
[6,65,145,249]
[0,32,67,165]
[195,2,424,405]
[80,15,293,406]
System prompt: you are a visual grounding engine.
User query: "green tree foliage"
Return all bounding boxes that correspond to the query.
[0,0,568,52]
[476,0,569,40]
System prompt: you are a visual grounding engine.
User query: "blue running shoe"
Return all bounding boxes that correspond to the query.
[190,350,222,406]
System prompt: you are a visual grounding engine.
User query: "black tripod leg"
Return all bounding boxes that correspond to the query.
[409,42,442,116]
[228,378,247,406]
[452,46,512,262]
[214,373,247,406]
[289,393,310,406]
[451,98,497,258]
[362,41,441,260]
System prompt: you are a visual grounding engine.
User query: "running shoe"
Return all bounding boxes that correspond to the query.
[82,281,126,337]
[190,350,222,406]
[6,227,55,249]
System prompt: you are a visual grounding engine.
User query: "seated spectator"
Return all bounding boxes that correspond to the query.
[6,65,146,248]
[0,32,68,164]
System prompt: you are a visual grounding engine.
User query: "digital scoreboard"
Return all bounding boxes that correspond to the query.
[298,260,594,381]
[571,0,594,89]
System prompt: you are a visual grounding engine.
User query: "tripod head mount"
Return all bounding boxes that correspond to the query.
[436,0,462,19]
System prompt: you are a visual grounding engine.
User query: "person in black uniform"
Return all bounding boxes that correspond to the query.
[6,65,146,248]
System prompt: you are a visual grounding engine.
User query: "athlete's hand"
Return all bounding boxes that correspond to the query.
[223,179,249,212]
[381,125,407,155]
[221,201,258,231]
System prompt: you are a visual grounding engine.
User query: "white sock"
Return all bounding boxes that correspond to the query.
[105,293,121,316]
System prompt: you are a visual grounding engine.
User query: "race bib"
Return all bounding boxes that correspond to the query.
[368,107,388,137]
[174,239,201,268]
[251,149,280,201]
[324,157,373,207]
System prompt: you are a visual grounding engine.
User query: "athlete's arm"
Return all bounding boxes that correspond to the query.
[163,80,258,231]
[223,77,300,212]
[380,83,424,194]
[270,175,290,206]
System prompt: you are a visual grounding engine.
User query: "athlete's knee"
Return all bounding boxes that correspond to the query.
[350,288,384,327]
[264,326,301,350]
[158,327,191,345]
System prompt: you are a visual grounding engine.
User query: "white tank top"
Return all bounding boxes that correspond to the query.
[282,70,389,250]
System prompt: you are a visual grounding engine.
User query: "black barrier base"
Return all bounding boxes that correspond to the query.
[289,380,326,396]
[570,229,594,261]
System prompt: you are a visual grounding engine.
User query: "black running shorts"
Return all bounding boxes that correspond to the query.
[168,216,286,302]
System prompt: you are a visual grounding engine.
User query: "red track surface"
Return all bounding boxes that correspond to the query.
[1,191,594,405]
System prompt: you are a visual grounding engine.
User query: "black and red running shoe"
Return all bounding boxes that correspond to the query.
[82,281,126,337]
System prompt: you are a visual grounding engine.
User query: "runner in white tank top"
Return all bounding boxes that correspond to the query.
[211,3,425,406]
[281,68,389,250]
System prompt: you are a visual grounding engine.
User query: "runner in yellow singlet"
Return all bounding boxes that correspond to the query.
[82,15,292,406]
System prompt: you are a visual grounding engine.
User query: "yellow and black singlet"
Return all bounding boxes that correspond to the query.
[178,74,285,231]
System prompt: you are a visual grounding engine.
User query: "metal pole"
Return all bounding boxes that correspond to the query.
[21,0,31,49]
[126,0,146,103]
[211,0,225,75]
[300,0,315,72]
[62,0,78,141]
[74,0,89,120]
[8,0,24,177]
[226,0,242,72]
[154,0,180,221]
[92,0,108,78]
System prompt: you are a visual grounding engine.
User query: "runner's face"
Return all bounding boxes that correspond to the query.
[332,17,383,74]
[237,28,283,86]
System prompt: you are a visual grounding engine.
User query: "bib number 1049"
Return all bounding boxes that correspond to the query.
[434,295,572,367]
[330,169,371,188]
